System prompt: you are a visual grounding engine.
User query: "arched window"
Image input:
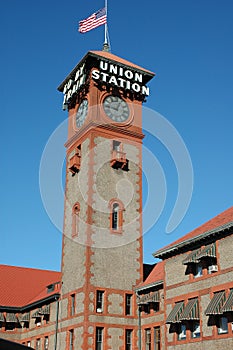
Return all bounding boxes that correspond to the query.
[112,203,119,230]
[110,200,124,233]
[72,203,80,237]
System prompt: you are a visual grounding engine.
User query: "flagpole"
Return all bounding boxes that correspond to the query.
[104,0,108,45]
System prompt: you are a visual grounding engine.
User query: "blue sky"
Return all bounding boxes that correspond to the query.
[1,0,233,271]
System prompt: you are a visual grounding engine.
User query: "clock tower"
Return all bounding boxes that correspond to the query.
[58,50,154,350]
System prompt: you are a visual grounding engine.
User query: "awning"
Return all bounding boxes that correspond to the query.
[182,249,202,265]
[39,305,50,315]
[21,313,30,322]
[196,243,216,260]
[137,291,160,305]
[222,289,233,313]
[180,298,199,321]
[166,301,184,324]
[6,313,17,323]
[205,291,226,315]
[0,312,5,322]
[32,310,41,318]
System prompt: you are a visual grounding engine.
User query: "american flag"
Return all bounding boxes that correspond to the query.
[79,8,107,34]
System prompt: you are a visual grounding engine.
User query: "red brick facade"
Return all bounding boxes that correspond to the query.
[0,51,232,350]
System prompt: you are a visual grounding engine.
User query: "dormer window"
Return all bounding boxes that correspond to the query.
[47,284,55,293]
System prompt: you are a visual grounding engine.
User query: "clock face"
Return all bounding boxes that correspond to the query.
[76,99,88,127]
[103,96,129,123]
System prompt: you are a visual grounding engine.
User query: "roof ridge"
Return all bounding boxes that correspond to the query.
[0,264,60,273]
[153,206,233,258]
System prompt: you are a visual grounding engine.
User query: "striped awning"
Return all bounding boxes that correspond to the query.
[196,243,216,260]
[21,313,30,322]
[222,289,233,313]
[166,301,184,324]
[32,310,41,318]
[6,313,17,323]
[205,291,226,315]
[180,298,199,321]
[39,305,50,315]
[138,291,160,305]
[182,249,202,265]
[0,312,5,322]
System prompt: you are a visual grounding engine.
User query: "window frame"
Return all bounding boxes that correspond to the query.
[177,323,187,341]
[154,327,161,350]
[72,203,80,238]
[95,327,103,350]
[125,294,132,316]
[35,338,41,350]
[218,316,228,334]
[44,336,49,350]
[193,263,203,278]
[109,199,124,234]
[70,293,75,316]
[113,140,122,152]
[125,329,132,350]
[191,321,201,338]
[96,290,104,313]
[69,329,74,350]
[145,328,151,350]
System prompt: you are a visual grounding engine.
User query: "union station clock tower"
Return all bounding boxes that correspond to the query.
[58,49,154,350]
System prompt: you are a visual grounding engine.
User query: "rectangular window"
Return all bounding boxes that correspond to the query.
[194,263,203,278]
[154,327,160,350]
[36,339,41,350]
[113,140,121,151]
[145,329,151,350]
[44,337,49,350]
[96,291,104,313]
[27,341,31,347]
[125,294,132,315]
[125,329,132,350]
[70,294,75,316]
[152,302,160,313]
[47,284,55,293]
[178,324,186,340]
[143,304,150,314]
[218,316,228,334]
[5,323,15,331]
[96,327,103,350]
[69,329,74,350]
[191,322,200,338]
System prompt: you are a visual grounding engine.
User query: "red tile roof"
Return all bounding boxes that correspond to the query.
[154,206,233,258]
[136,261,164,290]
[89,50,155,75]
[0,265,61,308]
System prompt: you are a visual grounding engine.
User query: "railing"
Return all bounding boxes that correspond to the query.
[111,150,127,169]
[69,153,81,174]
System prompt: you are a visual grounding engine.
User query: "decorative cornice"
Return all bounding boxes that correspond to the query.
[0,293,60,313]
[65,121,144,149]
[134,279,163,292]
[153,221,233,259]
